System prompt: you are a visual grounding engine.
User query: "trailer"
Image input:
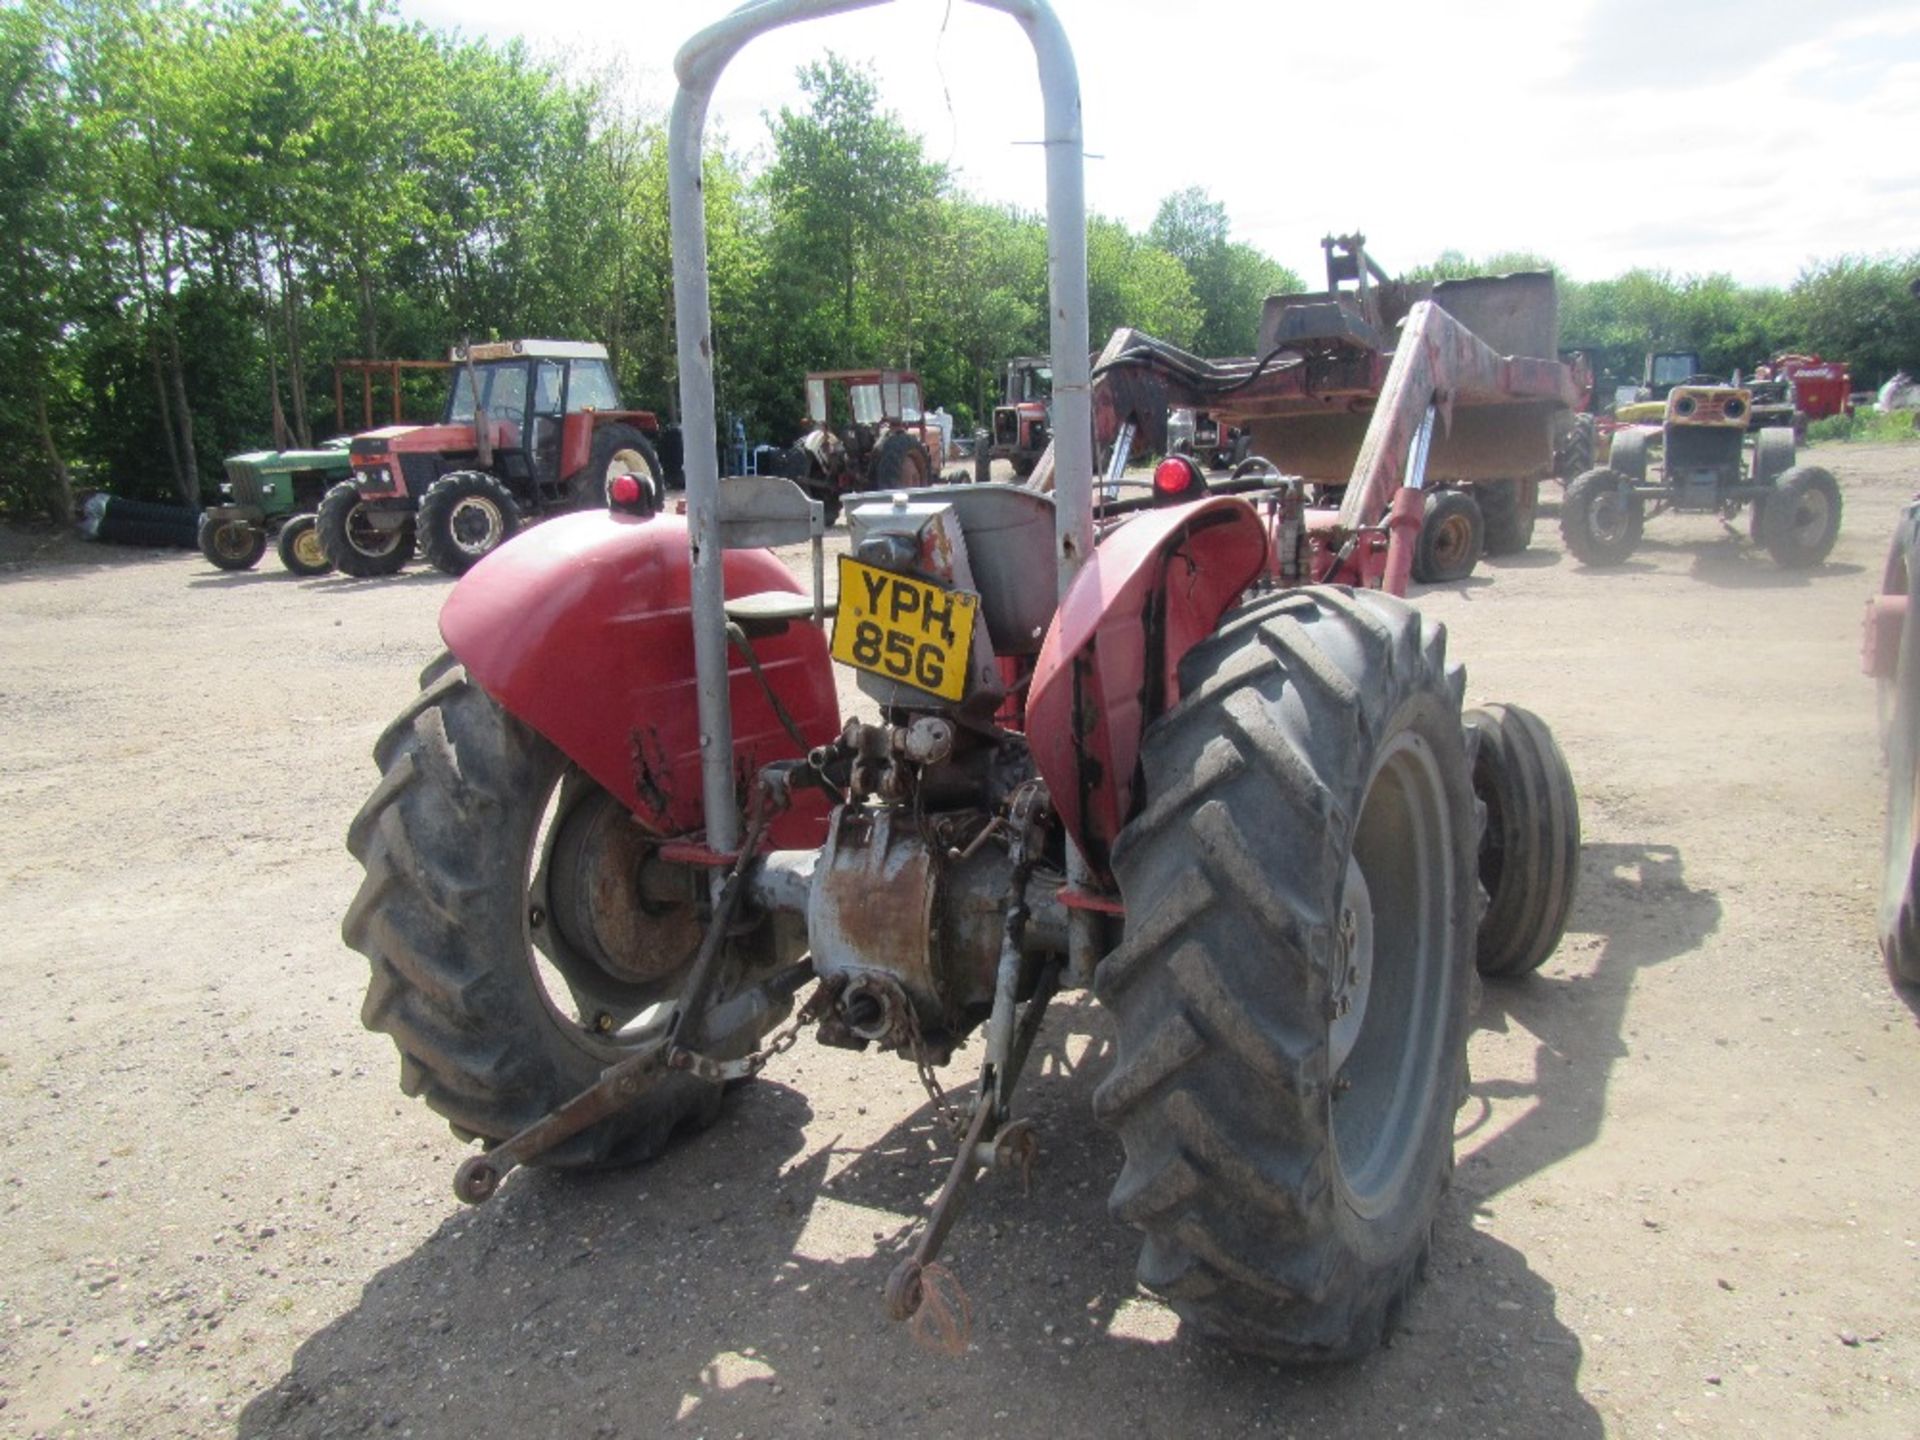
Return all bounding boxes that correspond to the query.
[1075,234,1581,585]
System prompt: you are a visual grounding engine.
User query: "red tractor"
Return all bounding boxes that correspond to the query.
[317,339,663,577]
[342,0,1581,1362]
[781,368,945,522]
[988,355,1052,477]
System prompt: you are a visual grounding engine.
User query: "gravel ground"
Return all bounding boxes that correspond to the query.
[1,442,1917,1439]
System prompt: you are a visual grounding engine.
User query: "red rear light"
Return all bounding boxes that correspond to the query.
[609,473,642,506]
[1153,455,1203,501]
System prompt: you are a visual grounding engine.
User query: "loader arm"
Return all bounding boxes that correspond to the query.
[1087,301,1576,594]
[1336,299,1574,531]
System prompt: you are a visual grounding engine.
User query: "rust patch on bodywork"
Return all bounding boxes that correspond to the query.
[629,724,672,822]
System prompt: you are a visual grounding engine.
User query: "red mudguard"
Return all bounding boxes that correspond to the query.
[1026,497,1269,882]
[440,511,840,848]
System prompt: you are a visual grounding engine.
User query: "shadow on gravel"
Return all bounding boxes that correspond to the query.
[311,569,457,589]
[240,998,1600,1440]
[0,541,187,583]
[1463,841,1721,1207]
[1688,545,1864,590]
[186,570,325,589]
[1483,547,1563,571]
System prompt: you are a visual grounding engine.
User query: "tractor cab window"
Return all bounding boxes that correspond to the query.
[806,378,829,426]
[848,383,883,426]
[900,380,922,422]
[448,362,531,423]
[567,359,620,413]
[1020,367,1052,403]
[534,361,565,416]
[1650,354,1697,389]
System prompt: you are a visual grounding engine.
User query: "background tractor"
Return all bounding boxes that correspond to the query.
[317,339,663,577]
[1563,384,1842,568]
[779,368,945,522]
[197,444,350,575]
[341,0,1580,1364]
[988,355,1052,478]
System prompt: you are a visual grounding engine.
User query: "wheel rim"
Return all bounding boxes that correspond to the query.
[526,774,704,1062]
[212,524,255,561]
[292,527,326,570]
[606,449,652,488]
[1587,486,1632,546]
[1329,856,1375,1072]
[1430,513,1472,571]
[346,505,403,558]
[1785,488,1831,549]
[447,495,505,557]
[1333,730,1453,1218]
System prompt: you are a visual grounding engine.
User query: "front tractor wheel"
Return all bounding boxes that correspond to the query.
[317,481,414,578]
[1096,587,1476,1360]
[1561,468,1643,566]
[418,471,522,576]
[1759,464,1842,569]
[343,657,790,1167]
[1467,703,1581,977]
[275,513,332,576]
[198,515,266,571]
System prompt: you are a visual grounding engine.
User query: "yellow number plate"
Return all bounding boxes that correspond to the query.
[831,555,978,701]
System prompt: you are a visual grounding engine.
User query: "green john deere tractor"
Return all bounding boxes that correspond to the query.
[199,445,352,575]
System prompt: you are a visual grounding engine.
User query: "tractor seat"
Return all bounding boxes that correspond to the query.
[725,589,835,637]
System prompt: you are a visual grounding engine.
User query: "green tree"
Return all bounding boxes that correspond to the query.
[761,54,946,392]
[0,3,81,520]
[1148,187,1301,354]
[1789,255,1920,387]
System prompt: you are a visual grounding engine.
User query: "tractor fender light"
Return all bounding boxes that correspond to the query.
[606,471,659,517]
[1153,455,1205,502]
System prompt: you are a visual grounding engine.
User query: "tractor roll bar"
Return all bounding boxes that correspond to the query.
[669,0,1091,856]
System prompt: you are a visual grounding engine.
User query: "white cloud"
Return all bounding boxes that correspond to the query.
[398,0,1920,286]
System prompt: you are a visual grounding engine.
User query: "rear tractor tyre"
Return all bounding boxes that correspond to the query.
[344,657,790,1167]
[871,430,932,491]
[275,513,332,576]
[1554,413,1596,481]
[582,424,662,509]
[1466,704,1581,977]
[418,471,522,577]
[1760,465,1842,569]
[317,481,414,578]
[1560,468,1643,567]
[1476,478,1538,556]
[1097,587,1477,1360]
[198,515,266,571]
[1413,488,1484,583]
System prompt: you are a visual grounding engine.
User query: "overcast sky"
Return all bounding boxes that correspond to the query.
[397,0,1920,288]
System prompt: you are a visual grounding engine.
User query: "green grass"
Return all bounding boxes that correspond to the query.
[1806,409,1920,444]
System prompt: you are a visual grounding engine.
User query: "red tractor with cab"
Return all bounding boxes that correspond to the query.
[342,0,1581,1363]
[988,355,1053,478]
[317,339,663,577]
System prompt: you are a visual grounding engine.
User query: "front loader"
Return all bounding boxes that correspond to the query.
[341,0,1582,1362]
